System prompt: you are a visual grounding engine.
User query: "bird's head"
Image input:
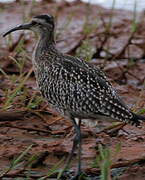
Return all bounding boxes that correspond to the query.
[3,14,55,37]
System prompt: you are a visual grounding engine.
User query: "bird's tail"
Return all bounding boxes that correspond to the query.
[130,113,145,127]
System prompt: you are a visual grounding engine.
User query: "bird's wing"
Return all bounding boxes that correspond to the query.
[56,57,134,123]
[65,55,131,106]
[64,54,110,85]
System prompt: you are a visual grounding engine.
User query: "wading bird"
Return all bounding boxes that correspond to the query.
[3,14,145,179]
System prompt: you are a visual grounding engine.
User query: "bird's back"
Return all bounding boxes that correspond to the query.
[35,51,142,126]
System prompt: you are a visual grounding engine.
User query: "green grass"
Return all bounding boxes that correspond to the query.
[76,39,96,61]
[3,67,33,110]
[0,144,33,178]
[3,26,42,111]
[75,5,97,61]
[92,143,121,180]
[0,143,66,179]
[131,0,138,33]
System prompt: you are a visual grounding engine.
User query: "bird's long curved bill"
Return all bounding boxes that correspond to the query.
[3,23,32,37]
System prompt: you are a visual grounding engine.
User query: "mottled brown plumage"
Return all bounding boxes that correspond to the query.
[3,14,145,179]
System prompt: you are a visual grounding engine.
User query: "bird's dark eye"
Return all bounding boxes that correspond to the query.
[31,21,42,26]
[31,21,37,25]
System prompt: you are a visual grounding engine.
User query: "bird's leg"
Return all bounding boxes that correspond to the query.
[76,118,82,176]
[64,128,79,170]
[57,137,78,180]
[57,118,82,179]
[71,119,87,179]
[65,118,82,170]
[70,118,82,179]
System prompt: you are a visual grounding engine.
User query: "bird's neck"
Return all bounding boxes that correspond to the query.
[38,30,55,50]
[33,31,57,64]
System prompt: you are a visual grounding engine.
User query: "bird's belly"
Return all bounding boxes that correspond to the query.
[38,79,103,117]
[38,81,66,115]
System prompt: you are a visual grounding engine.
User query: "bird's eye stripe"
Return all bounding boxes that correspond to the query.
[31,21,42,26]
[31,21,37,25]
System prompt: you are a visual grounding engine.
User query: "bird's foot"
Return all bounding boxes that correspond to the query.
[71,172,87,180]
[57,169,74,180]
